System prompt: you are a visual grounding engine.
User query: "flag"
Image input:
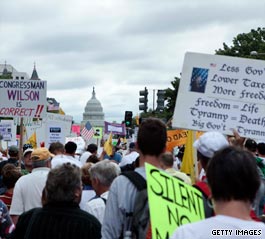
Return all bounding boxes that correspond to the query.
[104,133,113,156]
[48,102,60,111]
[180,130,196,184]
[26,131,37,149]
[81,121,94,141]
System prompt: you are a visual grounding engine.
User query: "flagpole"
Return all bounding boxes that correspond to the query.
[193,130,198,181]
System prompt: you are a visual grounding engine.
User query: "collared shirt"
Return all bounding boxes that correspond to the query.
[84,191,109,224]
[10,167,50,215]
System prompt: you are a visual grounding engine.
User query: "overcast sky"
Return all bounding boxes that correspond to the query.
[0,0,264,123]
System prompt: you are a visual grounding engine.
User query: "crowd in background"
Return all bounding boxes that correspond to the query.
[0,118,264,238]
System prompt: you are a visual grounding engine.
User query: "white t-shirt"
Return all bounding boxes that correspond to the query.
[79,151,92,165]
[119,151,139,167]
[51,154,82,168]
[171,215,265,239]
[10,167,50,215]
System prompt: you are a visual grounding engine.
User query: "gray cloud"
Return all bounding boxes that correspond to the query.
[1,0,264,123]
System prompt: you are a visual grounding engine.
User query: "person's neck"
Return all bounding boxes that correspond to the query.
[139,154,161,168]
[214,199,252,220]
[96,186,109,196]
[6,188,13,194]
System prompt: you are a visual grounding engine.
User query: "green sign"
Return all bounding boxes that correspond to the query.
[145,163,205,238]
[93,127,102,139]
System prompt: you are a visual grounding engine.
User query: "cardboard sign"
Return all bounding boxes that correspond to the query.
[93,127,103,139]
[0,120,14,141]
[166,130,204,152]
[172,52,265,139]
[145,163,205,238]
[0,80,47,118]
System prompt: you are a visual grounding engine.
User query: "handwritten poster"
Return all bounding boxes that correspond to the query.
[172,52,265,140]
[0,80,47,118]
[145,163,205,238]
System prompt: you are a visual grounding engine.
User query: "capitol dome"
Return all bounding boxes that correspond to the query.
[82,87,104,127]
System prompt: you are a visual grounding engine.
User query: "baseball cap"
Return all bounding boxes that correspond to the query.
[8,145,19,154]
[31,148,54,161]
[193,131,229,158]
[23,148,34,157]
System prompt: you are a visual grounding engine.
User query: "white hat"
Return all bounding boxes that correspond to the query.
[23,148,34,157]
[193,131,229,158]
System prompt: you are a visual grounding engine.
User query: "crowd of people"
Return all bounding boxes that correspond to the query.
[0,118,264,238]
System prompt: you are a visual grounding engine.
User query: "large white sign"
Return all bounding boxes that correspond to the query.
[0,80,47,118]
[173,52,265,139]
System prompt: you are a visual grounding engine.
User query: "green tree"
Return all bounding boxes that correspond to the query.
[164,77,180,120]
[215,27,265,60]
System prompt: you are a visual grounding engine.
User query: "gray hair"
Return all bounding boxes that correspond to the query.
[89,160,120,187]
[45,163,81,203]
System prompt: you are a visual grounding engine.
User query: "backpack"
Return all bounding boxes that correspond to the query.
[193,181,214,218]
[122,171,150,239]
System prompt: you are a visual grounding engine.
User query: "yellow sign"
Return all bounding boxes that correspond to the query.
[93,127,102,139]
[145,163,205,238]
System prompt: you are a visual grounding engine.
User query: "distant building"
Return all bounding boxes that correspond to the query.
[0,62,29,80]
[82,87,104,127]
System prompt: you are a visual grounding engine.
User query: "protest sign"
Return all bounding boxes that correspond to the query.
[166,130,204,152]
[93,127,103,139]
[166,129,188,152]
[0,120,15,141]
[172,52,265,140]
[145,163,205,238]
[0,80,47,118]
[46,122,65,147]
[104,121,126,135]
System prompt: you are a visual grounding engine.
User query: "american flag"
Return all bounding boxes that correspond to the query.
[81,121,94,140]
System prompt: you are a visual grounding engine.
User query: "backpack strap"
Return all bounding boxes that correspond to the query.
[193,181,211,198]
[100,197,107,204]
[122,171,146,191]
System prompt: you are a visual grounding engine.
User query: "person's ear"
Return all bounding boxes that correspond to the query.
[74,184,82,201]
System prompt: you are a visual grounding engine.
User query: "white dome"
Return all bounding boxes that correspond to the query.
[82,87,104,127]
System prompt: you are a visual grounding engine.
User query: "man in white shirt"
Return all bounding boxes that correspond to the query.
[171,146,265,239]
[84,160,120,224]
[119,142,139,167]
[51,141,82,168]
[10,147,52,224]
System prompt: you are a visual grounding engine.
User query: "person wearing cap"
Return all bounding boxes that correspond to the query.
[13,163,101,239]
[193,131,229,218]
[0,145,25,176]
[0,145,25,195]
[9,147,52,225]
[171,146,265,239]
[244,138,265,217]
[21,148,34,174]
[119,142,139,167]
